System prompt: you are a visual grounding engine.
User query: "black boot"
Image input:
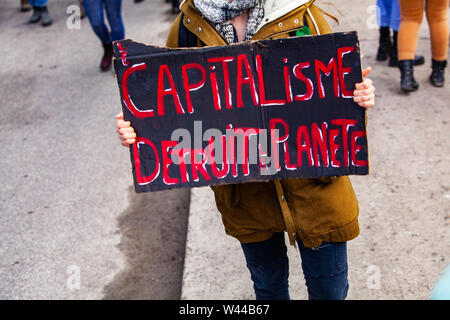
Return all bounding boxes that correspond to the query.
[389,31,425,67]
[100,42,114,72]
[430,59,447,87]
[29,6,41,23]
[399,60,419,92]
[40,6,52,27]
[376,27,391,61]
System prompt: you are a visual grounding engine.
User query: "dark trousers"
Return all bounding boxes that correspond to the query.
[83,0,124,44]
[241,232,349,300]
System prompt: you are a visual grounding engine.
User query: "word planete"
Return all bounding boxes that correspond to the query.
[132,118,367,186]
[113,32,369,193]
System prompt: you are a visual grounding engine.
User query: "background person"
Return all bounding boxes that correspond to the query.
[164,0,180,14]
[20,0,31,11]
[83,0,125,72]
[397,0,449,92]
[170,0,180,14]
[376,0,424,67]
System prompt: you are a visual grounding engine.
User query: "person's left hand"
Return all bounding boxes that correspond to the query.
[353,67,375,110]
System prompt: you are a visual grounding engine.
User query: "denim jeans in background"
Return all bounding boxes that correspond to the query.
[241,232,349,300]
[28,0,48,7]
[83,0,125,44]
[377,0,401,31]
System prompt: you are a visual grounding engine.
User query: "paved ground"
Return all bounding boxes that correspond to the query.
[182,0,450,300]
[0,0,189,299]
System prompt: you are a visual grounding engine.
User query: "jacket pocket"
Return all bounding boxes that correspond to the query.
[210,184,240,208]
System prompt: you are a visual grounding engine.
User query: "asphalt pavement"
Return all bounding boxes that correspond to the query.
[0,0,189,299]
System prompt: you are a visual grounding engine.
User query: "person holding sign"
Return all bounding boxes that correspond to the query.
[116,0,375,300]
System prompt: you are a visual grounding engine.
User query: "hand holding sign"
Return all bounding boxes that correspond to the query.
[353,67,375,109]
[116,111,136,146]
[113,32,373,193]
[116,64,375,148]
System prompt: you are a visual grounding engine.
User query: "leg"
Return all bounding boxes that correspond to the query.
[28,0,51,25]
[83,0,112,44]
[426,0,449,87]
[103,0,125,42]
[241,232,290,300]
[298,241,349,300]
[397,0,423,92]
[79,0,86,19]
[28,0,42,23]
[29,0,47,6]
[171,0,180,14]
[39,0,51,26]
[21,0,31,12]
[389,0,401,32]
[425,0,449,62]
[376,0,392,28]
[398,0,424,61]
[389,0,425,67]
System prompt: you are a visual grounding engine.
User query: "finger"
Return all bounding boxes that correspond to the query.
[354,82,366,90]
[357,99,375,109]
[118,127,135,134]
[354,85,375,97]
[362,67,372,78]
[115,111,123,119]
[355,78,373,90]
[354,96,366,103]
[121,132,137,140]
[121,140,133,147]
[364,78,373,88]
[353,93,374,103]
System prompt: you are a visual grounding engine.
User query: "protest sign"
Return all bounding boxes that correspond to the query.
[113,32,368,193]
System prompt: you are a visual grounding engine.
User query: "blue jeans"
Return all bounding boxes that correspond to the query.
[83,0,124,44]
[377,0,401,31]
[241,232,349,300]
[28,0,48,7]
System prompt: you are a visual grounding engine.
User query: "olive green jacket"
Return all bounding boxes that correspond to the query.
[166,0,360,248]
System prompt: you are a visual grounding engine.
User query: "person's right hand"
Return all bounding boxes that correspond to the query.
[115,111,136,147]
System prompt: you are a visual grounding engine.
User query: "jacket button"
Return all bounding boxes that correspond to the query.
[278,22,283,27]
[197,27,202,32]
[281,195,285,201]
[186,18,191,24]
[294,19,299,24]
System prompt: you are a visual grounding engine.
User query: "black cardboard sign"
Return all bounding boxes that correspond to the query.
[113,31,368,193]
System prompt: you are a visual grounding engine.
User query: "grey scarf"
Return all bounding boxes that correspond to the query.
[193,0,265,43]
